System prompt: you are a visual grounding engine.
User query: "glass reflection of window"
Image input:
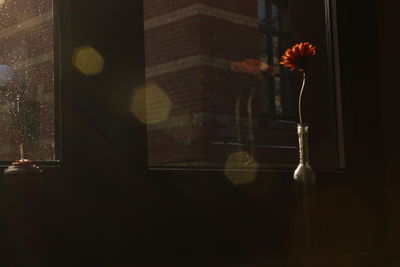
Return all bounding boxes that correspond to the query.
[258,0,295,119]
[0,0,55,161]
[271,2,280,29]
[258,0,267,21]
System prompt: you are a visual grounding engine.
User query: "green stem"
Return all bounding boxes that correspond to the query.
[299,72,306,124]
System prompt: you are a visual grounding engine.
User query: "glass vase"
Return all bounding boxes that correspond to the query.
[294,123,316,184]
[293,123,317,255]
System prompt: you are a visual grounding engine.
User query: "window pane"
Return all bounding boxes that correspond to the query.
[0,0,55,161]
[143,0,340,169]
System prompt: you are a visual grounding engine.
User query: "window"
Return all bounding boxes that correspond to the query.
[259,0,295,118]
[0,0,56,162]
[141,0,342,170]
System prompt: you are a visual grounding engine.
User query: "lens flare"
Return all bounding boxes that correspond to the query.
[224,151,258,185]
[72,46,104,76]
[131,83,171,124]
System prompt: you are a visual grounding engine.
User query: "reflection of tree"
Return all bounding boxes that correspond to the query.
[0,65,41,159]
[11,100,41,158]
[234,87,256,165]
[258,0,297,119]
[230,59,275,163]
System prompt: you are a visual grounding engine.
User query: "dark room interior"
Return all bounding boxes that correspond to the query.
[0,0,400,266]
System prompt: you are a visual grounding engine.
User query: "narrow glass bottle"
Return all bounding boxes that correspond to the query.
[294,123,315,184]
[294,123,317,256]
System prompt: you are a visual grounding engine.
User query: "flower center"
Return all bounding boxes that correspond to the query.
[294,57,309,71]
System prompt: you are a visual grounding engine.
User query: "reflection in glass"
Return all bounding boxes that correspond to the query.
[0,0,55,161]
[144,0,336,169]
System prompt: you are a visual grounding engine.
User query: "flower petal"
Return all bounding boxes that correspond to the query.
[280,42,316,71]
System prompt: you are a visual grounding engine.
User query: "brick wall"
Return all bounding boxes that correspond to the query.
[144,0,298,167]
[0,0,54,161]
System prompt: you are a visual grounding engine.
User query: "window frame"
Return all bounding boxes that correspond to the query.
[0,0,390,265]
[0,0,62,167]
[0,0,347,174]
[145,0,346,172]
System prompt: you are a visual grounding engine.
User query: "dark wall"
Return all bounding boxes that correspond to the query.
[378,0,400,250]
[1,0,400,266]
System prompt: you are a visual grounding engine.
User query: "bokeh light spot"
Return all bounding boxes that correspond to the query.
[224,152,258,185]
[72,46,104,76]
[0,0,6,5]
[131,83,171,124]
[131,87,146,124]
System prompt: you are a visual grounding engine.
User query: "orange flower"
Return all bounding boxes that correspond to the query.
[280,42,316,71]
[230,58,276,79]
